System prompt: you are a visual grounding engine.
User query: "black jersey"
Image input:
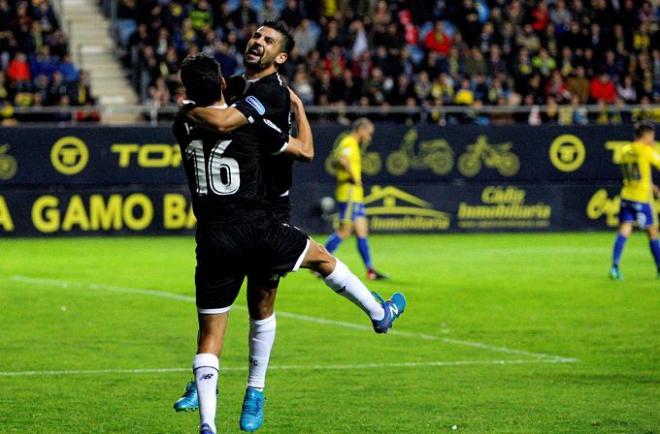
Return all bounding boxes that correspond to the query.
[225,72,293,200]
[173,108,287,223]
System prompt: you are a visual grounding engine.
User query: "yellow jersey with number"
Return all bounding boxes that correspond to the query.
[334,134,364,202]
[620,141,660,203]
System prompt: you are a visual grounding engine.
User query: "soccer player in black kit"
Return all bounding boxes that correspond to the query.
[173,22,310,429]
[173,23,406,434]
[173,23,309,428]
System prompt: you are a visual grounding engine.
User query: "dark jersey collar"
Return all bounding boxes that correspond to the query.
[243,70,283,86]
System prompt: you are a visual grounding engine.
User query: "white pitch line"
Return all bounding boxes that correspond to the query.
[439,338,577,363]
[10,275,196,303]
[0,358,575,378]
[7,275,576,363]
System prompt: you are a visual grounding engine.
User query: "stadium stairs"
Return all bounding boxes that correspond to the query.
[55,0,139,123]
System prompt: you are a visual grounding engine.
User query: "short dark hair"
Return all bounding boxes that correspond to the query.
[352,117,373,132]
[179,53,222,106]
[634,120,656,138]
[261,20,295,55]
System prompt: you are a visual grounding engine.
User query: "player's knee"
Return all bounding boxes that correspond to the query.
[338,227,351,239]
[311,241,331,260]
[248,303,274,320]
[302,241,336,273]
[619,223,633,237]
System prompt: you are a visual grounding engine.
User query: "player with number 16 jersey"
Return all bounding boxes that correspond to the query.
[173,108,282,225]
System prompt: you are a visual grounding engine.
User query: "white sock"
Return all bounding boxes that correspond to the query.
[193,353,219,433]
[324,259,385,321]
[247,314,276,391]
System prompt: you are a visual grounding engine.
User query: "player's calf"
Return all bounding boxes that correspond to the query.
[300,241,407,330]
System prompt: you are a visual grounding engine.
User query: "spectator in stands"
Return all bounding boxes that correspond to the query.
[292,69,313,105]
[72,70,93,106]
[590,73,617,104]
[349,19,369,60]
[424,21,452,56]
[147,76,170,107]
[259,0,280,23]
[46,70,67,105]
[45,29,67,57]
[33,73,49,101]
[30,45,58,78]
[371,1,391,27]
[54,94,72,123]
[0,100,15,124]
[558,46,574,77]
[0,70,8,101]
[550,0,572,34]
[280,0,302,29]
[293,19,317,57]
[95,0,659,125]
[617,75,638,104]
[532,48,556,77]
[228,0,258,29]
[545,70,571,103]
[567,66,590,104]
[7,51,30,84]
[189,0,213,32]
[454,79,474,106]
[32,0,59,34]
[414,70,432,101]
[58,53,79,83]
[463,47,486,76]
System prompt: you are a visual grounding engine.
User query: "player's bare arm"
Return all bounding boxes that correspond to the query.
[185,106,250,133]
[283,88,314,162]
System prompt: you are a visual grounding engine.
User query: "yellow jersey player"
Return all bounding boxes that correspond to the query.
[325,118,389,280]
[610,121,660,280]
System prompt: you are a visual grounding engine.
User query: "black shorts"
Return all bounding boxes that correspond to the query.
[195,216,309,314]
[247,196,292,287]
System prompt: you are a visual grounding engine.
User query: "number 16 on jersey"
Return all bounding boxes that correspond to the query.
[186,139,241,196]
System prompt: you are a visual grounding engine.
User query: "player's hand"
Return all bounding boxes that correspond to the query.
[177,99,196,120]
[176,97,196,110]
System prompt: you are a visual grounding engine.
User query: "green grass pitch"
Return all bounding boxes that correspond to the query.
[0,233,658,433]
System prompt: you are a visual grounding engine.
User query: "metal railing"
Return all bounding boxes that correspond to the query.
[3,104,659,126]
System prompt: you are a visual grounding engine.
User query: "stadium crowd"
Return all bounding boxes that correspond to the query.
[1,1,658,124]
[0,0,98,123]
[115,0,660,125]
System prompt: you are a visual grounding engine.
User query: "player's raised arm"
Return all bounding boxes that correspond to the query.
[283,88,314,162]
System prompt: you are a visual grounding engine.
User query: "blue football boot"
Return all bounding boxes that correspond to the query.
[200,423,215,434]
[173,380,199,412]
[239,387,265,432]
[609,265,622,280]
[371,292,407,334]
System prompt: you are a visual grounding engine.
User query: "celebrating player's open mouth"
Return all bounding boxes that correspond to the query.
[245,43,263,64]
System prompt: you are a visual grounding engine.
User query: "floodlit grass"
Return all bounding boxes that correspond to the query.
[0,233,658,433]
